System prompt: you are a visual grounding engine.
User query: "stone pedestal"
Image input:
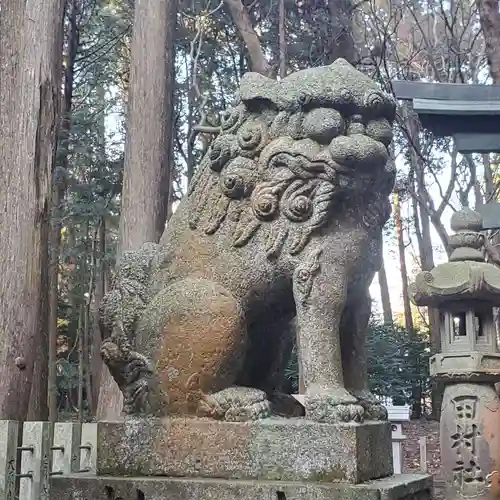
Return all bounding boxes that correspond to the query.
[51,474,433,500]
[96,418,393,483]
[49,417,432,499]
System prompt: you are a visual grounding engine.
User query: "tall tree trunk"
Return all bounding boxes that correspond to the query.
[97,0,177,420]
[88,84,108,417]
[394,192,414,333]
[483,154,495,202]
[395,192,422,417]
[48,0,79,423]
[412,195,440,347]
[0,0,65,421]
[378,253,393,325]
[26,217,50,421]
[408,119,439,354]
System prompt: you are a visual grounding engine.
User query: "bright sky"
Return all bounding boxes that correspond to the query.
[370,153,481,318]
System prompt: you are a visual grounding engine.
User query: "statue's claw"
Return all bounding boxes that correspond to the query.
[304,388,365,423]
[198,387,271,422]
[351,389,388,421]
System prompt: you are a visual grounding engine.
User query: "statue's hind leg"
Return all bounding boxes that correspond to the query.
[136,278,252,417]
[205,312,304,421]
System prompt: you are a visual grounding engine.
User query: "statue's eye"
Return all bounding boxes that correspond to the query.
[364,91,385,112]
[340,89,353,104]
[297,269,310,282]
[297,93,312,106]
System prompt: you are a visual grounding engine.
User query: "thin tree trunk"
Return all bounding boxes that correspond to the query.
[412,175,441,419]
[378,254,393,325]
[278,0,286,79]
[414,208,440,348]
[186,80,196,184]
[483,154,495,202]
[408,116,440,351]
[91,219,106,414]
[224,0,273,77]
[97,0,177,420]
[77,304,84,421]
[411,164,439,353]
[327,0,356,64]
[394,192,414,333]
[83,293,93,417]
[395,191,421,417]
[469,160,483,208]
[0,0,65,421]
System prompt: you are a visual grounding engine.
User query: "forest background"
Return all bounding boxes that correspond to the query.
[2,0,500,423]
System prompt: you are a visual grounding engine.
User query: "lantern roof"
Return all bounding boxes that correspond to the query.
[410,208,500,307]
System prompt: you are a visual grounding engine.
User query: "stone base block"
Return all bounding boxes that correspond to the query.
[50,473,433,500]
[97,418,392,484]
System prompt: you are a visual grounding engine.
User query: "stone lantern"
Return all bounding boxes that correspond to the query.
[411,208,500,499]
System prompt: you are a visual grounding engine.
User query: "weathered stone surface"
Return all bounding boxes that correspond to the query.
[97,418,392,484]
[50,473,433,500]
[99,58,396,424]
[430,352,500,381]
[52,422,82,475]
[80,423,98,474]
[0,421,18,499]
[19,421,52,500]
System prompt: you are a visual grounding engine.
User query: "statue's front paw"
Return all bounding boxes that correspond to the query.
[305,388,364,423]
[351,390,388,421]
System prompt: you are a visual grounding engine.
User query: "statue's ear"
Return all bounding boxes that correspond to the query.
[240,72,276,98]
[240,72,280,112]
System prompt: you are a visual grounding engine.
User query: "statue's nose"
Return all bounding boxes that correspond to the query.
[328,134,389,172]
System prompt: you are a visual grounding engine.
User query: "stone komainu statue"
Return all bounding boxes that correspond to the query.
[100,59,397,423]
